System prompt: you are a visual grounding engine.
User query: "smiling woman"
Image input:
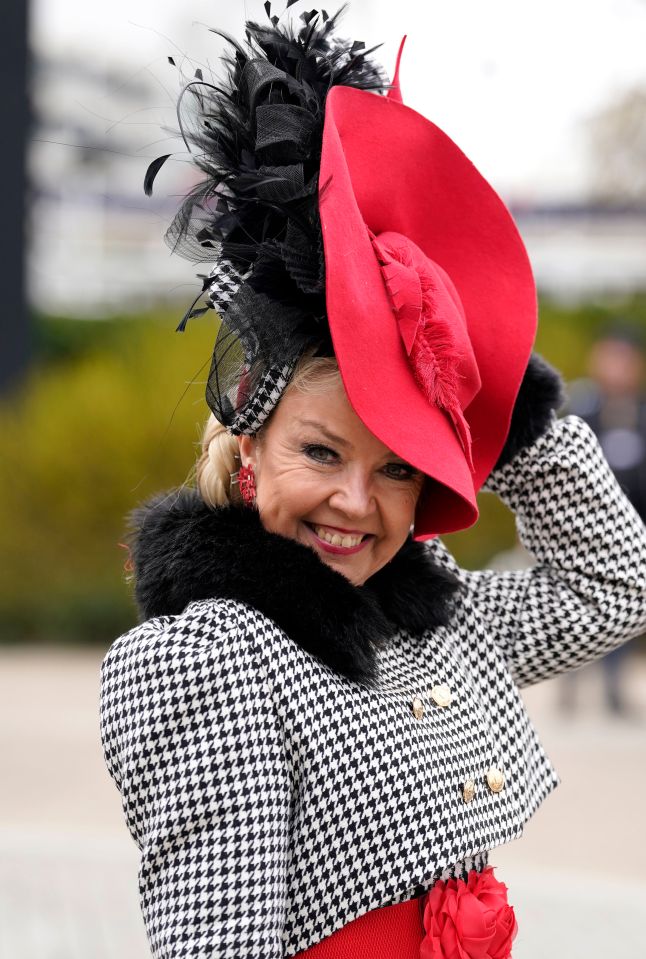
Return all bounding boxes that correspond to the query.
[239,358,424,586]
[196,354,424,585]
[98,6,646,959]
[197,352,424,585]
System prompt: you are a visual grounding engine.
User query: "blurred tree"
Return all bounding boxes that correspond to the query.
[0,0,30,393]
[588,86,646,203]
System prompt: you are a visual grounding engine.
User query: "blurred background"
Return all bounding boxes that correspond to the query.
[1,0,645,956]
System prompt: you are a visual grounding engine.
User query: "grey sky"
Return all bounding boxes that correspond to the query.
[34,0,646,199]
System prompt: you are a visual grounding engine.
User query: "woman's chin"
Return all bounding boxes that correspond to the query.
[299,522,370,580]
[315,547,374,586]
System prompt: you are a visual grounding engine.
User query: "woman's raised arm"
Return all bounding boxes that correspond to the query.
[429,414,646,688]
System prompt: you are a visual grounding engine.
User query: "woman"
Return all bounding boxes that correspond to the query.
[100,7,646,958]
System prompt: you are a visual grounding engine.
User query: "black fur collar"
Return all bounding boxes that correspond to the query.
[129,490,461,686]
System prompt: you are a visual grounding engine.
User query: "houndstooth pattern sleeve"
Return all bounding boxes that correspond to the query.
[432,415,646,687]
[100,602,293,959]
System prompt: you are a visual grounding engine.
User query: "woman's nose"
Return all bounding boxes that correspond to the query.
[328,471,377,519]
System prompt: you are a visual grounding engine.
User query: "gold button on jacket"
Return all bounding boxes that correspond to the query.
[411,696,425,720]
[486,767,505,793]
[462,779,476,803]
[430,684,452,707]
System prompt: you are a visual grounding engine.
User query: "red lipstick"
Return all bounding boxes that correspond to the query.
[304,523,372,556]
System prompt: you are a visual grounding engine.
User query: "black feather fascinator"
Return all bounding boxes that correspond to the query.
[146,2,389,433]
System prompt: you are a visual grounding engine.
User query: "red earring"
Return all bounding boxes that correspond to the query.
[237,464,257,507]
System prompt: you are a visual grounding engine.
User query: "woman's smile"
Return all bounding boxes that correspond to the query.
[303,521,375,555]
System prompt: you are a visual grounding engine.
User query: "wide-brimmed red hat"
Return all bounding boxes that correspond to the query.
[319,73,537,538]
[151,11,537,539]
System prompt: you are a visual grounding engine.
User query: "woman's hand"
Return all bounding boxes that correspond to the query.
[494,353,566,470]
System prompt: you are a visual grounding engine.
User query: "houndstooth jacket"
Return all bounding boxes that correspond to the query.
[100,415,646,958]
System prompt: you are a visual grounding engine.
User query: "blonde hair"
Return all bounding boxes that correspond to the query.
[196,353,341,507]
[195,417,241,507]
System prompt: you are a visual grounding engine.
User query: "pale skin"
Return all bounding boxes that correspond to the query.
[238,379,425,586]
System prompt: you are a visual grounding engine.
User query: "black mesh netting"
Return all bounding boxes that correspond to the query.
[205,281,331,433]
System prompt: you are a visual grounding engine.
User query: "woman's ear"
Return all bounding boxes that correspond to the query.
[238,434,257,468]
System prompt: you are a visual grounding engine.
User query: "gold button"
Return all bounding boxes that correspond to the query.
[430,683,452,708]
[412,696,425,720]
[486,767,505,793]
[463,779,475,803]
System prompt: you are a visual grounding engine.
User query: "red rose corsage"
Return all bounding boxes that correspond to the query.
[420,866,518,959]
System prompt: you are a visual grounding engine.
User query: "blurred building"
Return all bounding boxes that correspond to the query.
[29,53,196,316]
[514,203,646,303]
[27,50,646,316]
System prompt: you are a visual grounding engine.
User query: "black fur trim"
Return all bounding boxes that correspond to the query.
[495,353,566,470]
[129,490,460,686]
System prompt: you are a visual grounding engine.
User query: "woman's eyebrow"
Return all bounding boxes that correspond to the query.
[298,419,352,449]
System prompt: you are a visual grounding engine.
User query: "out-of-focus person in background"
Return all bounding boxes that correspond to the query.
[561,324,646,717]
[569,325,646,518]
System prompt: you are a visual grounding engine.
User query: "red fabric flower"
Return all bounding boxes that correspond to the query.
[371,231,478,471]
[420,866,518,959]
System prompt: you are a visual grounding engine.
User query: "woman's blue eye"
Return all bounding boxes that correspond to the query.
[303,444,338,464]
[383,462,418,481]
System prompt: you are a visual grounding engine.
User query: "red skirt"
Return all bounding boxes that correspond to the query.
[291,865,517,959]
[293,894,425,959]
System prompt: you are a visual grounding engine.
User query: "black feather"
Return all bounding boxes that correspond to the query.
[150,5,390,427]
[143,153,171,197]
[156,5,387,293]
[176,288,212,332]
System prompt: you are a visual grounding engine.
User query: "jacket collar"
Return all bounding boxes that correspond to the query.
[129,490,461,686]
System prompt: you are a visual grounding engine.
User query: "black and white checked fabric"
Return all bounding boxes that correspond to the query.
[205,260,248,316]
[427,414,646,687]
[228,361,296,436]
[100,416,646,958]
[205,257,295,436]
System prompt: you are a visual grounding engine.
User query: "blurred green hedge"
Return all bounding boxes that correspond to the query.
[1,296,645,643]
[445,293,646,565]
[0,309,217,642]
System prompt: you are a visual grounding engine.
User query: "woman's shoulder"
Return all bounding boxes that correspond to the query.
[99,598,291,800]
[101,597,286,694]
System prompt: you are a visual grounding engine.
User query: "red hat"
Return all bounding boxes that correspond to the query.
[319,79,537,538]
[151,12,536,539]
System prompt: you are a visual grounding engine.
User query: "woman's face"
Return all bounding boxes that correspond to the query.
[238,379,425,586]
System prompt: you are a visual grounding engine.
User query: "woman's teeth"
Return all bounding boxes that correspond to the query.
[314,526,365,548]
